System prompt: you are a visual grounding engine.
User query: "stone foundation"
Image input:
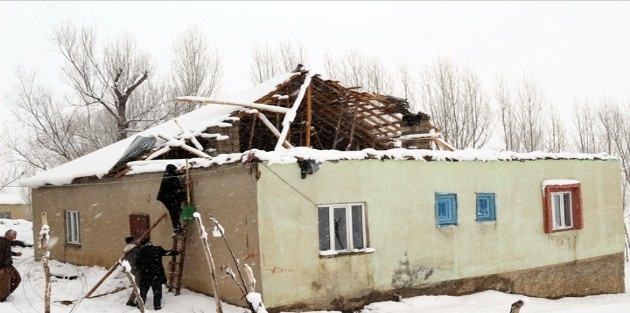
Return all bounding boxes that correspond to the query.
[268,252,625,313]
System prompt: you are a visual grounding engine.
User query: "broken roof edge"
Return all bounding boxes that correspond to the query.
[123,148,620,177]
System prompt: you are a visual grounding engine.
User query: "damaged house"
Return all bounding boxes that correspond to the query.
[22,69,625,312]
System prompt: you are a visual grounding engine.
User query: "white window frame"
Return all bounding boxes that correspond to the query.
[318,203,368,255]
[65,210,81,244]
[551,191,573,229]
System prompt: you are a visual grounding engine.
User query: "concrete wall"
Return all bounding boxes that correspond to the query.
[255,159,625,311]
[0,203,31,221]
[31,164,260,307]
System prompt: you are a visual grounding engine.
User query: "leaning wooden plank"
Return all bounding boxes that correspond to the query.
[257,113,293,149]
[85,213,168,298]
[275,73,313,151]
[433,137,456,151]
[157,133,211,158]
[121,260,145,312]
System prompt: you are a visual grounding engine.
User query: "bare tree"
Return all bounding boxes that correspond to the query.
[250,40,306,84]
[4,69,104,170]
[170,24,223,98]
[514,76,545,152]
[545,108,568,153]
[572,99,602,153]
[324,49,395,94]
[594,98,630,257]
[54,22,153,141]
[0,149,23,192]
[6,22,225,174]
[277,40,306,74]
[495,75,518,151]
[418,56,492,149]
[397,64,416,106]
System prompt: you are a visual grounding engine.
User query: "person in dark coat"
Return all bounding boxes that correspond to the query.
[136,238,179,310]
[157,164,187,235]
[0,229,22,302]
[122,236,141,306]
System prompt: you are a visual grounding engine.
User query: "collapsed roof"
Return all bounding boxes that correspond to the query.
[109,70,445,176]
[20,69,453,187]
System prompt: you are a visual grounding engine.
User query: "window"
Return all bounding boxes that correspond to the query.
[318,203,366,254]
[0,212,11,219]
[476,193,496,222]
[65,210,81,244]
[542,181,583,233]
[435,193,457,227]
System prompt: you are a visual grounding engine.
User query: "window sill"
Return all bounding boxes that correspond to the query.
[548,227,579,233]
[319,247,375,258]
[64,243,81,248]
[436,223,457,228]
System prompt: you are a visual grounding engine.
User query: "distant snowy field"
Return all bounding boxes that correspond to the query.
[0,219,628,313]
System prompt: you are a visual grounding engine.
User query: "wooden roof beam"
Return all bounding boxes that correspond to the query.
[177,96,290,114]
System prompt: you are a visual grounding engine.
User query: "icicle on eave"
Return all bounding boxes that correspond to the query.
[274,73,314,151]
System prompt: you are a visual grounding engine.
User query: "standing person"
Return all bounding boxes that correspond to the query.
[136,238,179,310]
[122,236,141,307]
[0,229,23,302]
[157,164,187,236]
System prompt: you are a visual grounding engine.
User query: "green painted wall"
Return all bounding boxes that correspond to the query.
[256,159,624,308]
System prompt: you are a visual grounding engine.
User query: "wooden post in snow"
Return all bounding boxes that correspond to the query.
[194,213,223,313]
[121,262,145,313]
[509,300,524,313]
[40,212,51,313]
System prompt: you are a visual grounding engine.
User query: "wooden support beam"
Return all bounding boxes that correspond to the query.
[156,133,211,158]
[177,97,290,114]
[257,113,293,149]
[306,84,312,147]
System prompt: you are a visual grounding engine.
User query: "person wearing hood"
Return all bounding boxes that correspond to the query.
[122,236,142,307]
[136,238,180,310]
[157,164,187,236]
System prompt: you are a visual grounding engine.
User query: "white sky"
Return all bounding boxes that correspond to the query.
[1,219,629,312]
[2,1,630,118]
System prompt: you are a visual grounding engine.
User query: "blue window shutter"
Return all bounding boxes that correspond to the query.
[436,193,457,227]
[476,193,496,221]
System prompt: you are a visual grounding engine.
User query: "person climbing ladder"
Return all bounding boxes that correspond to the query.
[157,164,187,237]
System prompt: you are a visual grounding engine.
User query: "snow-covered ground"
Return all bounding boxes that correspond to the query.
[1,218,628,313]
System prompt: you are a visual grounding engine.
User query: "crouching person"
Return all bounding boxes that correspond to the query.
[0,229,22,302]
[136,238,180,310]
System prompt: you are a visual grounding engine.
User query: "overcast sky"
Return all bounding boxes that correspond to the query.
[2,1,630,121]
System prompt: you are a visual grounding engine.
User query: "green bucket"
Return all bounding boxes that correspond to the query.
[181,204,196,220]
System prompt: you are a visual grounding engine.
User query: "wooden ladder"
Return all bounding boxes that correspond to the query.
[167,221,189,295]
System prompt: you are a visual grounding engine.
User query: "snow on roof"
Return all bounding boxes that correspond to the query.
[20,72,298,188]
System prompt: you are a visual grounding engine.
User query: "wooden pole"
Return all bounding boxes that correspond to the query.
[305,84,312,147]
[41,212,51,313]
[121,263,145,312]
[509,300,524,313]
[85,213,167,298]
[194,214,223,313]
